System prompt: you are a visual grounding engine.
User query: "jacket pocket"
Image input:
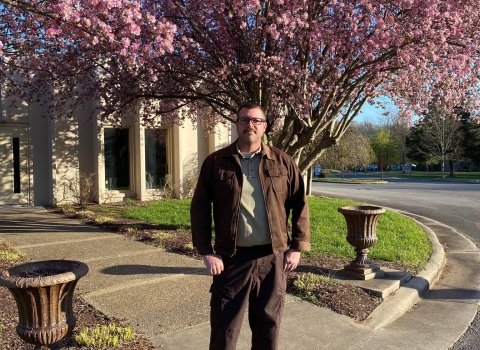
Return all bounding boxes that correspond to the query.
[213,168,235,197]
[266,166,288,193]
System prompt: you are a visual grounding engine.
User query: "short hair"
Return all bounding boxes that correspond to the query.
[236,101,266,119]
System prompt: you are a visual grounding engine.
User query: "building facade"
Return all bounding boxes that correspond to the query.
[0,92,233,206]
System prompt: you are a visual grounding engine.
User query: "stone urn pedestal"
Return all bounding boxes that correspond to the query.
[0,260,89,349]
[338,206,385,280]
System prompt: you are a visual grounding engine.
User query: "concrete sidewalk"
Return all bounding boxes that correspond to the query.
[0,206,479,350]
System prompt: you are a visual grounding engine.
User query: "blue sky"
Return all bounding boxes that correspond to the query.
[356,103,384,122]
[355,97,399,123]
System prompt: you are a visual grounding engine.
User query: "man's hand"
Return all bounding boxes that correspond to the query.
[202,254,224,275]
[283,249,301,272]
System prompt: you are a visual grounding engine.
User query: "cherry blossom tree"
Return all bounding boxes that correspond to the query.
[0,0,176,121]
[2,0,480,174]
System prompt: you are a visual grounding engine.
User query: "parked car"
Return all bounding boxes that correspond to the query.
[367,164,378,171]
[402,164,416,171]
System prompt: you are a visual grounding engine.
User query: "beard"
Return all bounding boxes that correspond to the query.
[242,128,257,144]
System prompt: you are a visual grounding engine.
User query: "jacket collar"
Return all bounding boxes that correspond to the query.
[220,140,275,160]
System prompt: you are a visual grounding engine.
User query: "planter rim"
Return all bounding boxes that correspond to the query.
[0,259,89,289]
[338,205,386,215]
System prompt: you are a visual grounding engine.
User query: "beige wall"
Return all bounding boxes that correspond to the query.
[0,84,31,204]
[178,118,199,198]
[1,83,234,205]
[0,125,29,204]
[1,86,29,124]
[28,96,84,205]
[52,118,80,204]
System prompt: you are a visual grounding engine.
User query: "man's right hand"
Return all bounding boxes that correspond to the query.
[202,254,224,275]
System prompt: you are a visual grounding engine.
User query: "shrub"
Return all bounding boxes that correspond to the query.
[119,225,139,233]
[75,324,133,347]
[75,210,95,219]
[292,273,324,293]
[123,198,137,206]
[162,174,178,201]
[94,216,114,224]
[183,242,195,251]
[152,231,171,239]
[0,242,23,261]
[55,172,97,205]
[0,250,22,261]
[181,171,198,199]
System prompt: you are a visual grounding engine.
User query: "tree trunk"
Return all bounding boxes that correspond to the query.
[306,167,312,195]
[449,160,455,177]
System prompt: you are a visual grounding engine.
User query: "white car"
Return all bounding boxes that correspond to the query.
[367,164,378,171]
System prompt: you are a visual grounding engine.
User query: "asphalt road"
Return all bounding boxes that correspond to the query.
[311,175,480,349]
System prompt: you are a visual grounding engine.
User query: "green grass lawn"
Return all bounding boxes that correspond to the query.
[121,199,192,230]
[121,196,431,271]
[308,197,431,271]
[313,170,480,183]
[390,170,480,181]
[312,178,384,183]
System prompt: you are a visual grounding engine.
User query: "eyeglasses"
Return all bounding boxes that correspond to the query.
[237,117,266,125]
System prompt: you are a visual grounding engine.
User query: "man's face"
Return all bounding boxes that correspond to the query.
[236,107,267,150]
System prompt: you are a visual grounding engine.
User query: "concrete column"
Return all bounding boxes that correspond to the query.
[172,125,181,199]
[94,124,105,203]
[207,133,216,154]
[134,123,146,201]
[29,104,55,206]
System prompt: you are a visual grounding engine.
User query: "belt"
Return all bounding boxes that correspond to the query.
[235,244,273,255]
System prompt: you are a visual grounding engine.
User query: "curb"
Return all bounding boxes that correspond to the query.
[312,180,388,185]
[362,211,446,330]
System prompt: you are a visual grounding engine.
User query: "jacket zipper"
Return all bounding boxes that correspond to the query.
[231,155,243,257]
[259,157,275,253]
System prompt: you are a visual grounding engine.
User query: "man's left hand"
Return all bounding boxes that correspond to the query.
[283,249,301,272]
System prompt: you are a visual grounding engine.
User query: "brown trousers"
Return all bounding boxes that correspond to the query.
[209,245,286,350]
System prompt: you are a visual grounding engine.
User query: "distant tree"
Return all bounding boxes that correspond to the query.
[354,121,381,141]
[406,126,440,171]
[370,129,398,179]
[319,128,374,179]
[388,114,410,168]
[356,108,410,168]
[456,108,480,170]
[406,106,463,178]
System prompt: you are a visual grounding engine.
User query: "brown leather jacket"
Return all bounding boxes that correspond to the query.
[190,141,310,257]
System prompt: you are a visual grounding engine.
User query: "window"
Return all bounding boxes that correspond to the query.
[145,129,168,189]
[13,137,20,193]
[104,128,130,190]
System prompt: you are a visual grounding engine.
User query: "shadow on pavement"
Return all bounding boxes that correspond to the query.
[100,264,207,276]
[0,219,100,234]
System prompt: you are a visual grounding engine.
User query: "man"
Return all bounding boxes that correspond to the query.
[190,101,310,350]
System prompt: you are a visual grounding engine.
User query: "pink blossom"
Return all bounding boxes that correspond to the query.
[1,0,480,173]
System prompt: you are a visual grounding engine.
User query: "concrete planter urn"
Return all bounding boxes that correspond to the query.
[0,260,89,349]
[337,206,385,280]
